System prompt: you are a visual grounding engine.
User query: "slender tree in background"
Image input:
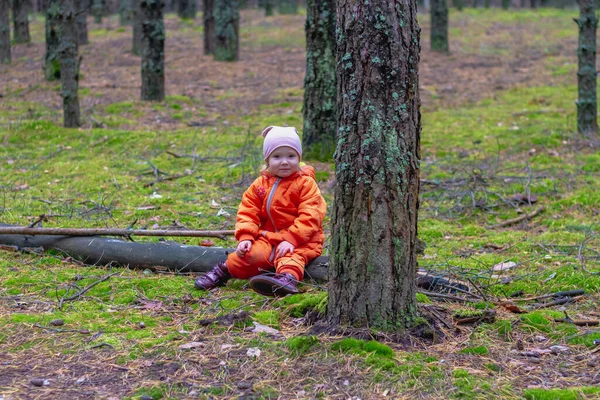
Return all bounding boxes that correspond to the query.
[501,0,510,9]
[264,0,273,16]
[0,0,10,64]
[328,0,421,329]
[431,0,449,53]
[576,0,597,135]
[203,0,215,54]
[12,0,32,44]
[454,0,464,11]
[58,0,81,127]
[302,0,336,160]
[140,0,165,101]
[178,0,196,18]
[76,0,89,44]
[132,0,143,54]
[213,0,239,61]
[92,0,104,22]
[120,0,134,25]
[278,0,297,14]
[45,0,62,80]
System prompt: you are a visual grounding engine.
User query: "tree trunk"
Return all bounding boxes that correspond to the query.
[132,0,143,54]
[76,0,89,45]
[302,0,336,160]
[12,0,32,44]
[501,0,510,9]
[328,0,421,330]
[0,0,10,64]
[92,0,103,22]
[576,0,598,135]
[140,0,165,101]
[178,0,196,18]
[120,0,134,25]
[45,0,61,80]
[278,0,297,14]
[58,0,81,127]
[213,0,239,61]
[454,0,464,11]
[431,0,449,53]
[203,0,215,54]
[264,0,273,16]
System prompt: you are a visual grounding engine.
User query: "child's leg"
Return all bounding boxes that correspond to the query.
[275,253,308,281]
[226,237,275,279]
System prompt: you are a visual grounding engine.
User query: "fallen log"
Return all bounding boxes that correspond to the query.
[0,225,329,280]
[0,226,235,239]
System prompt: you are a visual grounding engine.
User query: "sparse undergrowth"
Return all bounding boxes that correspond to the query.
[1,6,599,400]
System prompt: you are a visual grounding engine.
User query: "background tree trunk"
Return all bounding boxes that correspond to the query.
[264,0,273,16]
[12,0,32,43]
[302,0,336,160]
[177,0,196,18]
[213,0,239,61]
[431,0,449,53]
[203,0,215,54]
[120,0,134,25]
[76,0,89,45]
[132,0,143,54]
[45,0,61,80]
[454,0,464,11]
[0,0,10,64]
[140,0,165,100]
[92,0,104,22]
[278,0,297,14]
[59,0,81,127]
[328,0,421,330]
[501,0,510,9]
[576,0,598,135]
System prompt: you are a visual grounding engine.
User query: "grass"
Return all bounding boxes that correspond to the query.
[0,6,599,400]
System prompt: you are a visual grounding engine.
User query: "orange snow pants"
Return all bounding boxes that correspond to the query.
[226,236,308,281]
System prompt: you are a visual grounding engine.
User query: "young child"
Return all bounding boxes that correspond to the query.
[194,126,327,297]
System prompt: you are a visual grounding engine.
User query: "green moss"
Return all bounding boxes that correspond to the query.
[459,345,489,355]
[523,387,600,400]
[285,335,319,356]
[253,310,280,328]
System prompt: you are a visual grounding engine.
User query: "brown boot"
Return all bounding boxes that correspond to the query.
[194,261,230,290]
[249,273,299,297]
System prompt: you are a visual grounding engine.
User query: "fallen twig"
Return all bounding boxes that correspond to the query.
[418,290,476,303]
[33,324,90,334]
[509,289,585,302]
[533,295,585,309]
[488,207,545,229]
[59,271,120,309]
[143,170,193,187]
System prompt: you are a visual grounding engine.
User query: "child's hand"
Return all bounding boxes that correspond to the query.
[236,240,252,257]
[276,241,295,258]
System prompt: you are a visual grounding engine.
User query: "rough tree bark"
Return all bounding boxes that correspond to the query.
[430,0,449,53]
[12,0,32,44]
[278,0,297,14]
[203,0,215,54]
[328,0,421,330]
[177,0,196,18]
[76,0,89,45]
[302,0,336,160]
[45,0,61,80]
[576,0,597,135]
[132,0,143,54]
[213,0,239,62]
[59,0,81,127]
[0,0,10,64]
[140,0,165,101]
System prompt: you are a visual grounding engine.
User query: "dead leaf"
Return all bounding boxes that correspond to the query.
[251,322,280,335]
[509,193,538,205]
[199,239,215,247]
[501,302,527,314]
[493,261,518,271]
[178,342,206,350]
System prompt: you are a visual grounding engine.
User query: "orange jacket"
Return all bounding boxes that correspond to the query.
[235,165,326,259]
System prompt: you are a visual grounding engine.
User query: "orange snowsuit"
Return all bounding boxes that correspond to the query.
[226,165,327,281]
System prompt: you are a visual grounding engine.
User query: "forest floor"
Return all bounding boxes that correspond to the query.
[1,7,600,400]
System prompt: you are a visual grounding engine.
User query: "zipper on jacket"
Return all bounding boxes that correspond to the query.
[266,178,281,263]
[266,178,281,233]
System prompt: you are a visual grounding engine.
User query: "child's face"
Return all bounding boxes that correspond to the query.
[267,146,300,178]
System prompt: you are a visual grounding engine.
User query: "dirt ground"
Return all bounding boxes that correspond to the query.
[1,10,576,130]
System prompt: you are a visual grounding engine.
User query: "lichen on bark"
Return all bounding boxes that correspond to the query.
[431,0,449,53]
[45,0,62,80]
[12,0,31,44]
[59,0,81,127]
[576,0,598,135]
[0,0,10,64]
